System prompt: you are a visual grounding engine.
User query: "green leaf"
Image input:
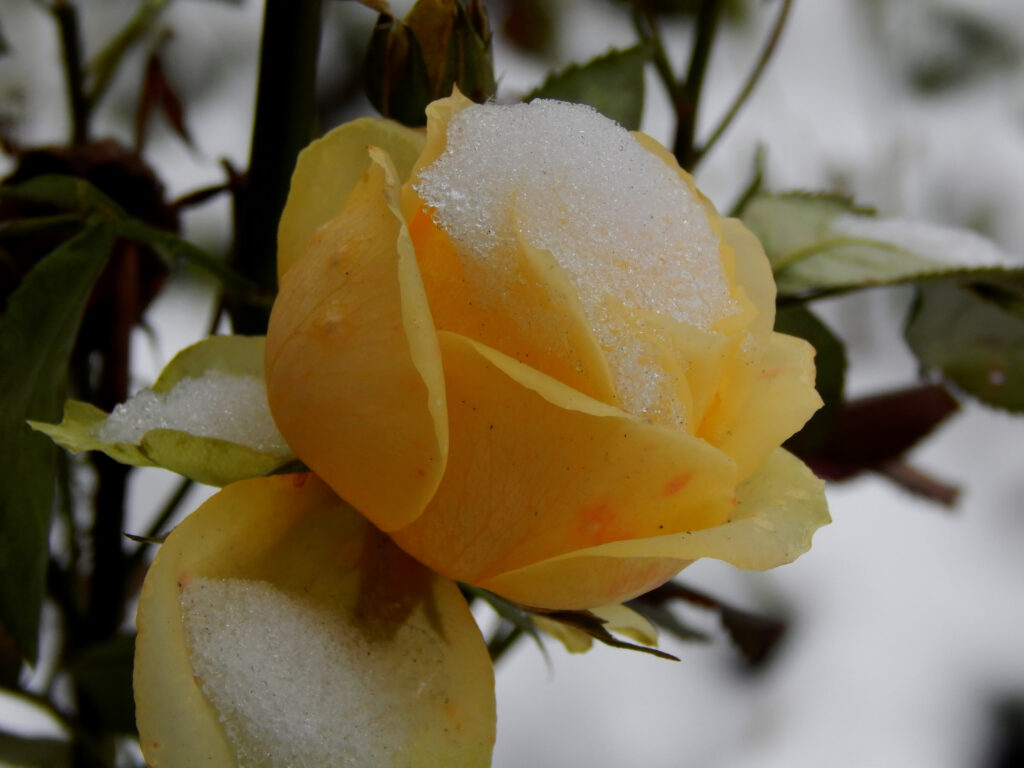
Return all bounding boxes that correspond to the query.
[28,400,154,467]
[775,305,847,454]
[87,0,173,108]
[0,221,115,662]
[0,175,124,219]
[0,731,70,768]
[740,192,1021,298]
[906,277,1024,412]
[69,633,136,734]
[113,218,271,305]
[527,44,650,130]
[31,336,294,487]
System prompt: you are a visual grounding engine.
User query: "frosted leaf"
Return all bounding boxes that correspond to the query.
[831,214,1016,268]
[180,578,445,768]
[415,100,736,424]
[96,371,289,455]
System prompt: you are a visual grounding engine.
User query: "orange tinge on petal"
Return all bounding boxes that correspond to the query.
[135,474,495,768]
[389,332,737,609]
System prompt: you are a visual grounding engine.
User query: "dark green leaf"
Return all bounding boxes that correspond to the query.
[460,585,546,657]
[113,218,271,304]
[0,175,124,219]
[87,0,173,108]
[906,277,1024,412]
[775,305,847,454]
[69,633,136,733]
[0,221,114,661]
[740,192,1022,298]
[0,730,69,768]
[527,44,650,130]
[629,580,787,668]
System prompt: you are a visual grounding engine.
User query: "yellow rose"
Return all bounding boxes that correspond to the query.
[267,91,827,609]
[134,92,828,767]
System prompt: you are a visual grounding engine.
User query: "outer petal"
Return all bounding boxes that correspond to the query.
[711,332,822,479]
[135,474,495,768]
[277,117,425,280]
[389,331,737,608]
[479,448,828,607]
[266,149,447,532]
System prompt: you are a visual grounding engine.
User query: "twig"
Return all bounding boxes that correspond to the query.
[693,0,793,168]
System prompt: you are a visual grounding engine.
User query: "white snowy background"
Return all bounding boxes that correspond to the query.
[2,0,1023,766]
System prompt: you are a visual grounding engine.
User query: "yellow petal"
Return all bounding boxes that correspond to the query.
[135,474,495,768]
[389,332,736,608]
[532,616,594,654]
[591,603,659,647]
[706,331,822,480]
[406,206,619,402]
[479,448,827,608]
[277,117,425,280]
[266,149,447,532]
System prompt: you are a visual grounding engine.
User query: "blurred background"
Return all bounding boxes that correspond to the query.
[2,0,1023,766]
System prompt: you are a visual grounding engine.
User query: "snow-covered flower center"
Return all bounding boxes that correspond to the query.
[415,99,737,425]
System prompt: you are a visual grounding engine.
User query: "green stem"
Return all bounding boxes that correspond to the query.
[487,622,524,665]
[52,0,89,145]
[675,0,720,170]
[692,0,793,169]
[632,5,681,108]
[229,0,323,334]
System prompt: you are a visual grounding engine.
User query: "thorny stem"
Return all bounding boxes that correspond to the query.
[229,0,323,334]
[693,0,794,169]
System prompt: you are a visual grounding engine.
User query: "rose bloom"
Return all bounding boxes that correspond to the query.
[135,92,828,767]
